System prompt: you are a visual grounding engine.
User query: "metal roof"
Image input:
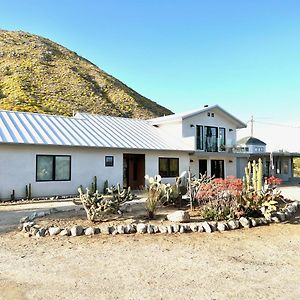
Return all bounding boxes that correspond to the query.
[237,136,267,146]
[150,104,247,129]
[0,110,191,151]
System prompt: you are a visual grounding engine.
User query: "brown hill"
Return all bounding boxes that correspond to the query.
[0,29,172,118]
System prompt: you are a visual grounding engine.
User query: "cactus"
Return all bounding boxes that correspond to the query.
[243,159,264,195]
[93,176,97,192]
[257,158,263,195]
[103,179,109,194]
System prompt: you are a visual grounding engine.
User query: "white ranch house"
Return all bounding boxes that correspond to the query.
[0,105,248,200]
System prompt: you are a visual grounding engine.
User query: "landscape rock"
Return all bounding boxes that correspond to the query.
[197,223,204,232]
[101,227,110,235]
[49,227,61,236]
[271,216,280,223]
[30,227,39,236]
[172,224,180,233]
[167,211,190,223]
[94,228,100,234]
[158,225,167,233]
[147,225,154,234]
[239,217,250,228]
[36,211,46,218]
[59,229,70,236]
[166,225,173,234]
[202,221,212,233]
[36,227,46,237]
[29,212,37,221]
[209,222,217,232]
[217,222,226,232]
[117,225,125,234]
[85,227,95,236]
[71,225,83,236]
[189,224,198,232]
[227,220,239,230]
[153,225,159,233]
[136,223,147,234]
[110,226,118,235]
[276,212,286,222]
[250,218,257,227]
[179,226,185,233]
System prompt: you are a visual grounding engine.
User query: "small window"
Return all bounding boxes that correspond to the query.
[159,158,179,177]
[196,125,203,150]
[211,113,215,117]
[207,112,210,117]
[36,155,71,181]
[105,156,114,167]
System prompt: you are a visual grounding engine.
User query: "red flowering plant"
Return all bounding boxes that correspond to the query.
[194,176,244,220]
[266,176,283,186]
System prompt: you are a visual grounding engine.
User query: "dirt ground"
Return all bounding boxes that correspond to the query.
[0,186,299,300]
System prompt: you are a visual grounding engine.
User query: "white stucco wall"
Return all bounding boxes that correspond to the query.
[0,144,190,200]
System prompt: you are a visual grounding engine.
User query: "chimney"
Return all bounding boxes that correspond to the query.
[204,105,208,108]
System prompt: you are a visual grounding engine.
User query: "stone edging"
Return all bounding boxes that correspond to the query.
[19,201,300,238]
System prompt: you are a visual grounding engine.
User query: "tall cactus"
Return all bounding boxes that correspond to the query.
[243,159,263,195]
[244,161,251,192]
[257,158,263,195]
[252,160,257,192]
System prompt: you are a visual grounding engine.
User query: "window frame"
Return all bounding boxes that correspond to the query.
[105,155,114,167]
[159,157,179,178]
[36,154,71,182]
[196,125,204,150]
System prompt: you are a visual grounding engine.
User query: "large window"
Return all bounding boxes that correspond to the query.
[196,125,203,150]
[159,158,179,177]
[36,155,71,181]
[204,126,218,152]
[219,128,226,151]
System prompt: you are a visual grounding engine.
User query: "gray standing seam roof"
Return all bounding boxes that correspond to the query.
[0,110,190,151]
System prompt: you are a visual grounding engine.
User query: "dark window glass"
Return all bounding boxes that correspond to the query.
[196,125,203,150]
[36,155,71,181]
[105,156,114,167]
[159,158,179,177]
[204,126,218,152]
[219,127,226,151]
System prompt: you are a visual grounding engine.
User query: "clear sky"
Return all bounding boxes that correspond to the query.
[1,0,300,150]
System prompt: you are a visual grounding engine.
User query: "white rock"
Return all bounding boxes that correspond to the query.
[167,211,190,223]
[117,225,125,234]
[158,225,167,233]
[59,229,70,236]
[85,227,95,235]
[202,221,212,233]
[70,225,83,236]
[209,222,217,232]
[179,226,185,233]
[153,225,159,233]
[227,220,239,230]
[217,223,226,232]
[19,216,29,223]
[147,225,154,234]
[49,227,61,236]
[173,224,180,233]
[276,212,286,222]
[136,223,147,234]
[190,224,198,232]
[101,227,110,235]
[167,225,173,234]
[36,228,46,237]
[197,223,204,232]
[239,217,250,228]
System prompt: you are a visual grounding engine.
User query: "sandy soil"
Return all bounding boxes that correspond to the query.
[0,186,299,300]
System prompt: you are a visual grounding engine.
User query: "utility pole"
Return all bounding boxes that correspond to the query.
[250,115,254,137]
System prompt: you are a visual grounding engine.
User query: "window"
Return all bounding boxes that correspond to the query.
[207,112,210,117]
[211,113,215,117]
[204,126,218,152]
[196,125,203,150]
[36,155,71,181]
[282,160,289,174]
[219,127,226,151]
[159,158,179,177]
[105,156,114,167]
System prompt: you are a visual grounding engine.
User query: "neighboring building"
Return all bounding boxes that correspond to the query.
[235,136,300,181]
[0,105,247,200]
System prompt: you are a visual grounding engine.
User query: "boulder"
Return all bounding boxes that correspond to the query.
[276,212,286,222]
[197,223,204,232]
[190,223,198,232]
[158,225,167,233]
[84,227,95,236]
[153,225,159,233]
[36,227,47,237]
[167,225,173,234]
[147,225,154,234]
[19,216,29,223]
[167,211,190,223]
[217,222,226,232]
[59,229,70,236]
[136,223,147,234]
[117,225,125,234]
[179,226,185,233]
[70,225,83,236]
[202,221,212,233]
[239,217,250,228]
[227,220,239,230]
[173,224,180,233]
[94,228,100,234]
[209,222,217,232]
[49,227,61,236]
[101,227,110,235]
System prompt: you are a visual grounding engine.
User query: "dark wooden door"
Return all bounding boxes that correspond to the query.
[199,159,207,177]
[123,154,145,189]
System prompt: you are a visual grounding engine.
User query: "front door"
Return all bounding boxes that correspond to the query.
[123,154,145,189]
[211,160,225,179]
[199,159,207,177]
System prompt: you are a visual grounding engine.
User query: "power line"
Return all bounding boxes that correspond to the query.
[254,120,300,129]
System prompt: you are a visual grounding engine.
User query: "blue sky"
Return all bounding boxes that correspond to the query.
[1,0,300,150]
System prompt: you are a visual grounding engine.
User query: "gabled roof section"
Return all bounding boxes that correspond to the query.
[149,104,247,129]
[237,136,267,146]
[0,110,191,151]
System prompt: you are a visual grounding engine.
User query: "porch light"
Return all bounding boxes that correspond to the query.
[190,124,194,128]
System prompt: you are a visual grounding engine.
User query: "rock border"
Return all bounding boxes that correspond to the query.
[19,201,300,238]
